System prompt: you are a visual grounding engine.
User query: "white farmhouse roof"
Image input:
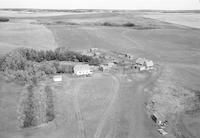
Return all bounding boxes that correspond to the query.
[73,64,92,76]
[74,64,91,71]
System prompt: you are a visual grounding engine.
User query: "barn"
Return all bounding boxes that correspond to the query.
[73,64,92,76]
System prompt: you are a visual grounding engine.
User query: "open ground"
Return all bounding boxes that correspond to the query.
[0,10,200,138]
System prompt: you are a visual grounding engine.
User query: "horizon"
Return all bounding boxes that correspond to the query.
[0,0,199,10]
[1,8,200,11]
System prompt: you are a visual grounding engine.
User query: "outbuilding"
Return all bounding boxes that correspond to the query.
[151,112,167,127]
[144,59,154,70]
[53,75,62,82]
[135,58,154,71]
[136,58,146,65]
[73,64,92,76]
[134,64,146,71]
[126,53,134,59]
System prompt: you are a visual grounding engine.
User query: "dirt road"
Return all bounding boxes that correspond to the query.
[94,75,119,138]
[72,82,86,138]
[90,68,162,138]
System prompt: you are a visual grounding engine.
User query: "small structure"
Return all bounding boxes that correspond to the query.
[136,58,146,65]
[53,75,62,82]
[151,112,167,127]
[107,62,115,67]
[157,129,168,136]
[94,52,101,57]
[99,62,115,72]
[145,60,154,70]
[99,65,109,71]
[90,48,98,52]
[135,58,154,71]
[73,64,92,76]
[134,65,146,71]
[125,53,134,59]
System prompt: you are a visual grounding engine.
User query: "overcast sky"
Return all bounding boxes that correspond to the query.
[0,0,200,10]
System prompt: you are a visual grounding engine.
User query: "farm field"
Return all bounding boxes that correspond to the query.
[0,10,100,18]
[0,20,57,55]
[142,12,200,29]
[0,10,200,138]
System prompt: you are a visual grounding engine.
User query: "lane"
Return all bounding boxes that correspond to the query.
[72,81,86,138]
[114,67,162,138]
[93,75,119,138]
[129,67,162,138]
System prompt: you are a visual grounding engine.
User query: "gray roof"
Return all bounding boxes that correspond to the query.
[74,64,91,72]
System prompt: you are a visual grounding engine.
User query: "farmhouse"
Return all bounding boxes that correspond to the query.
[73,64,92,76]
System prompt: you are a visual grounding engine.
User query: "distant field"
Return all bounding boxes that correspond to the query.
[48,25,200,64]
[0,10,102,18]
[0,79,22,138]
[142,12,200,29]
[0,21,57,55]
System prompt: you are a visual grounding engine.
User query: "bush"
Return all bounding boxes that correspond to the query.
[0,50,27,71]
[39,62,57,75]
[102,22,113,26]
[123,22,135,27]
[0,17,9,22]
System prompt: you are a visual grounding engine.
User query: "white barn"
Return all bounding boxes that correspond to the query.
[73,64,92,76]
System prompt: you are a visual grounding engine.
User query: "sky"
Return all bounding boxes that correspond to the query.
[0,0,200,10]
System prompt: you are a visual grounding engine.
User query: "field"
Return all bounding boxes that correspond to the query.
[0,9,200,138]
[0,19,57,56]
[142,12,200,29]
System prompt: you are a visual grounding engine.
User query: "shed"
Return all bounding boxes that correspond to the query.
[134,64,146,71]
[136,58,154,70]
[53,75,62,82]
[90,48,98,52]
[136,58,146,65]
[73,64,92,76]
[99,65,110,71]
[126,53,134,59]
[107,62,115,67]
[151,112,166,125]
[145,60,153,66]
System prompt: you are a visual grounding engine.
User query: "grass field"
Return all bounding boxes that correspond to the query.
[0,77,23,138]
[142,12,200,29]
[42,11,200,138]
[0,10,200,138]
[0,20,57,56]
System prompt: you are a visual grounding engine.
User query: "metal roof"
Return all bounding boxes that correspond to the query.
[74,64,91,71]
